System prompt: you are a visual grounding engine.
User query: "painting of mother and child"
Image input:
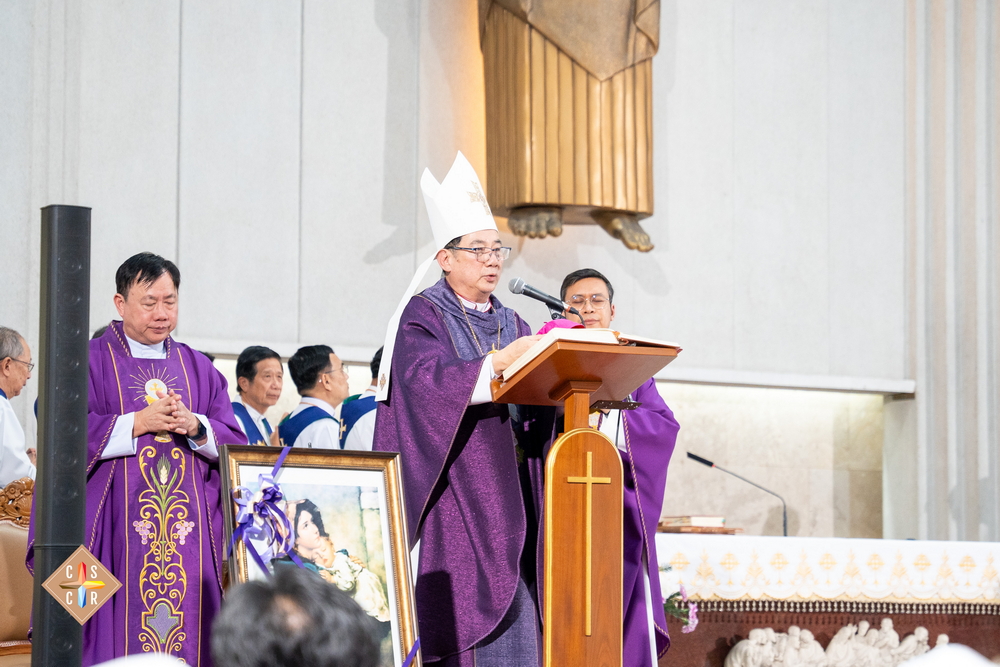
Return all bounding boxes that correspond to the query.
[243,470,401,666]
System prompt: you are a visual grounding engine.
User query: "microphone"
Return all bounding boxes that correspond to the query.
[686,451,788,537]
[508,278,582,320]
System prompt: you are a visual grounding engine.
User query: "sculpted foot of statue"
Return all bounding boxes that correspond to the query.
[594,211,654,252]
[508,206,563,239]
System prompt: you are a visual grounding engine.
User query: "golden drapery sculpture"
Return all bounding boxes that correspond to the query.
[480,0,660,251]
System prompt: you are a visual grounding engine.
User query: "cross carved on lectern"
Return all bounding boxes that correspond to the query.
[567,451,611,636]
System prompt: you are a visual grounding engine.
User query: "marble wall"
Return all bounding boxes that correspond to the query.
[0,1,921,534]
[660,382,884,538]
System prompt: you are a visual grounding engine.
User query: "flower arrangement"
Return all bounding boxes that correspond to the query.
[663,584,699,634]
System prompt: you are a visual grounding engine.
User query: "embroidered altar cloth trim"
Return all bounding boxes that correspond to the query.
[656,534,1000,604]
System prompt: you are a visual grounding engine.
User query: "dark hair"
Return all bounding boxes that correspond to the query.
[560,268,615,304]
[211,565,379,667]
[200,351,216,364]
[236,346,282,394]
[294,500,328,540]
[288,345,334,393]
[91,325,108,340]
[369,347,383,381]
[115,252,180,299]
[440,235,466,277]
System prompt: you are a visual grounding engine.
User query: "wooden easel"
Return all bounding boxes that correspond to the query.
[492,341,679,667]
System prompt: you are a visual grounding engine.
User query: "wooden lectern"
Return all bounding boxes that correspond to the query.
[492,340,679,667]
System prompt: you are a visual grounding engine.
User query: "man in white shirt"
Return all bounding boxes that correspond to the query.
[232,345,283,446]
[339,347,381,451]
[0,326,36,485]
[278,345,349,449]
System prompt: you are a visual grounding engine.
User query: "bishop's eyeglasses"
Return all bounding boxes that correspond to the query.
[447,246,512,262]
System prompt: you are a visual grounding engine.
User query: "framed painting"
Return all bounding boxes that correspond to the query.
[221,445,420,667]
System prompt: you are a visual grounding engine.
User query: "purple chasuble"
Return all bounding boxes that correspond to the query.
[27,321,248,666]
[373,279,546,664]
[619,378,680,666]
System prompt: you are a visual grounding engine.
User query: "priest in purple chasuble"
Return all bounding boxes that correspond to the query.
[373,152,549,667]
[27,252,248,667]
[560,268,680,667]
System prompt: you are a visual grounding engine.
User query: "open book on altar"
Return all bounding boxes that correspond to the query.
[501,327,681,381]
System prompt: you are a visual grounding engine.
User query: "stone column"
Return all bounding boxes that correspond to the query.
[889,0,1000,541]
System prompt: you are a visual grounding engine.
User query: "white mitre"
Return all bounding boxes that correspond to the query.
[421,151,498,250]
[376,151,497,401]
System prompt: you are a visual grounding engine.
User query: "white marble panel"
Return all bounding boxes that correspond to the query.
[299,0,421,349]
[660,382,883,537]
[77,1,181,329]
[0,2,36,436]
[417,0,486,253]
[639,0,736,369]
[827,1,906,380]
[502,223,640,334]
[733,0,830,374]
[0,2,34,334]
[177,2,301,343]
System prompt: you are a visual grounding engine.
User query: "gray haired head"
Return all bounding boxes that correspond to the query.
[0,327,24,362]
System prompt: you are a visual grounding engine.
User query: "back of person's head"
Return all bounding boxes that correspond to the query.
[370,347,383,382]
[236,345,281,394]
[211,566,379,667]
[288,345,334,393]
[559,268,615,304]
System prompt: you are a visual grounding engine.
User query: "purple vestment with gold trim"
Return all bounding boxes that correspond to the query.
[27,321,247,666]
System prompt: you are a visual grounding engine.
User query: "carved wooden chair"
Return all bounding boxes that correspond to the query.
[0,478,32,666]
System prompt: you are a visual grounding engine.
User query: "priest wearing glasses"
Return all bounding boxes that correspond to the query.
[561,267,681,667]
[374,152,549,667]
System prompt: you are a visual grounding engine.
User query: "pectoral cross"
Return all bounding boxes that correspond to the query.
[567,451,611,636]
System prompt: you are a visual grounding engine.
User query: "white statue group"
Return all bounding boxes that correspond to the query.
[725,619,948,667]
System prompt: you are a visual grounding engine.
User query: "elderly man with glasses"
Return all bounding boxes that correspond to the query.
[560,267,681,667]
[279,345,351,449]
[0,326,36,485]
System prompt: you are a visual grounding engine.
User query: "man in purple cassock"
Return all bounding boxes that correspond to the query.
[561,268,681,667]
[27,252,247,666]
[374,153,547,666]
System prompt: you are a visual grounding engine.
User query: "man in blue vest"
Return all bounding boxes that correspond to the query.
[339,347,381,451]
[232,345,283,446]
[279,345,349,448]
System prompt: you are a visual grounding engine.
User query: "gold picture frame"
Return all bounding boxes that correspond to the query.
[221,445,420,667]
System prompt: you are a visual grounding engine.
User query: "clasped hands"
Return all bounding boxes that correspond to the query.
[133,390,206,442]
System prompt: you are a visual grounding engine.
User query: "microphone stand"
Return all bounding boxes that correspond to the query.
[687,452,788,537]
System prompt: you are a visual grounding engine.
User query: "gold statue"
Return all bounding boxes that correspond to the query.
[480,0,660,251]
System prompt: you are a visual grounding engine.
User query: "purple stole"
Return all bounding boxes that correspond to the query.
[277,406,336,447]
[231,401,270,446]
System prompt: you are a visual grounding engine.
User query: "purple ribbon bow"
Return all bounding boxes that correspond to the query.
[228,446,295,577]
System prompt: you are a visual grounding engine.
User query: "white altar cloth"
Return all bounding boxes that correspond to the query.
[656,533,1000,604]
